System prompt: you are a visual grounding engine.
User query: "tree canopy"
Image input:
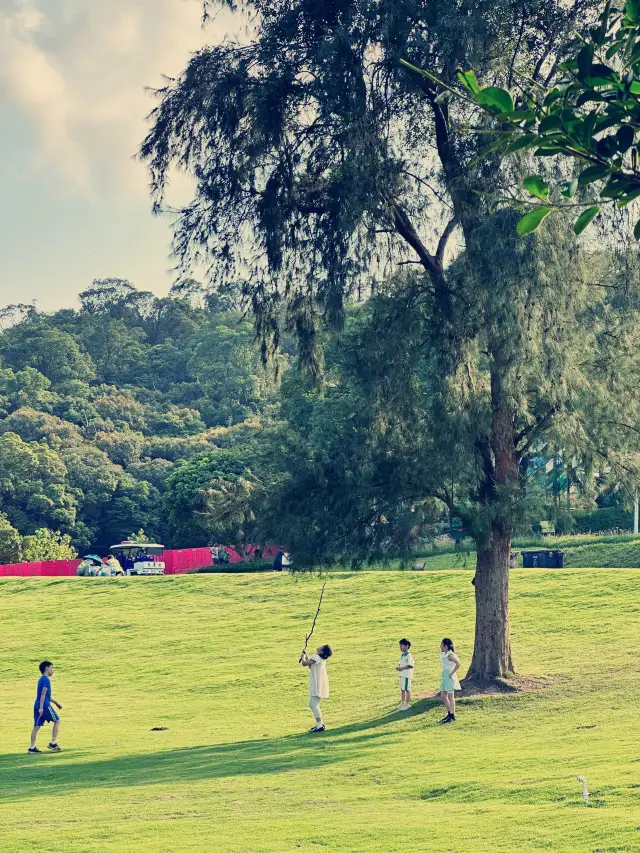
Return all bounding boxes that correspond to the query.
[142,0,598,364]
[140,0,621,683]
[0,279,284,552]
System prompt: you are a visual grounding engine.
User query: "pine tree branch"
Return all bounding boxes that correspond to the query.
[515,404,561,455]
[392,203,440,276]
[600,420,640,436]
[403,171,453,210]
[508,10,527,90]
[531,44,555,84]
[591,446,636,478]
[435,216,458,267]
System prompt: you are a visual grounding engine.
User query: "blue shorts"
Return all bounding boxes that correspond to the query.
[34,704,59,727]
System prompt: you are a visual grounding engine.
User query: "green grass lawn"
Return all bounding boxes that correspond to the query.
[2,571,639,852]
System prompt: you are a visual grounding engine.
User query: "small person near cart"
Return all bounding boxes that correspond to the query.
[105,554,124,576]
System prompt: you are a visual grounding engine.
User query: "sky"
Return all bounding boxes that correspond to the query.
[0,0,239,311]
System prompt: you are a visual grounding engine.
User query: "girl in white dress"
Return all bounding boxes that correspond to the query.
[439,638,461,724]
[300,644,332,732]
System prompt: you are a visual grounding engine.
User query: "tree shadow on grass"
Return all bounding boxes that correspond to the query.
[325,694,443,737]
[1,697,443,801]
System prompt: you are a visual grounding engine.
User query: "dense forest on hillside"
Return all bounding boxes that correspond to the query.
[2,270,639,565]
[0,278,287,557]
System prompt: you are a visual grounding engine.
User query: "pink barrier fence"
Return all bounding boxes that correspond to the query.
[0,559,83,577]
[0,543,281,577]
[161,546,247,574]
[0,552,211,577]
[163,547,216,574]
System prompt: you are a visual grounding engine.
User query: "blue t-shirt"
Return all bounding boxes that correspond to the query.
[35,675,51,707]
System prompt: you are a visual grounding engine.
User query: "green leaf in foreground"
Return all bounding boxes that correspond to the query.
[573,206,600,235]
[457,68,480,94]
[505,134,538,154]
[517,207,552,236]
[605,41,624,59]
[538,114,564,133]
[577,44,595,80]
[475,86,514,114]
[578,164,611,185]
[561,179,579,199]
[616,124,635,152]
[523,175,550,200]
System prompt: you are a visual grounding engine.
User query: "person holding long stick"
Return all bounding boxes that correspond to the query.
[299,583,331,732]
[300,644,332,733]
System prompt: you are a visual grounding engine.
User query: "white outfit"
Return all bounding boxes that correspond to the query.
[398,651,415,682]
[308,653,329,724]
[308,654,329,699]
[440,651,461,691]
[309,695,323,722]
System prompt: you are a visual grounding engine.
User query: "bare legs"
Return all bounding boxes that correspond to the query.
[440,691,455,717]
[29,719,60,749]
[50,719,60,744]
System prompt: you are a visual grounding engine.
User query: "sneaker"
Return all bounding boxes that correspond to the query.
[47,743,62,752]
[440,715,455,725]
[27,747,41,754]
[309,725,325,733]
[437,714,451,724]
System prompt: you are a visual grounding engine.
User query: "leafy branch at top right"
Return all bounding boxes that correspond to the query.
[403,0,640,238]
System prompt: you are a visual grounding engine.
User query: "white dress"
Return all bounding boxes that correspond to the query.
[308,654,329,699]
[440,651,461,692]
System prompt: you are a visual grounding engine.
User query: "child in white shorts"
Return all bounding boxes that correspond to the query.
[396,638,414,710]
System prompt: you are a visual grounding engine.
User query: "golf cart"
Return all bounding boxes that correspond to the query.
[111,541,166,576]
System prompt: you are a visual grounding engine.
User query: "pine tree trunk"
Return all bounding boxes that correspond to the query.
[466,371,518,683]
[467,530,514,680]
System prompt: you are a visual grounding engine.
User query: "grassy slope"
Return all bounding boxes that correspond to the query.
[551,541,640,568]
[411,534,640,569]
[1,571,639,853]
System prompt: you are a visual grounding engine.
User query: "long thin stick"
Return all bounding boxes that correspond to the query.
[299,582,326,662]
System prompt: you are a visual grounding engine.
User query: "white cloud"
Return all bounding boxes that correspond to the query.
[0,0,237,197]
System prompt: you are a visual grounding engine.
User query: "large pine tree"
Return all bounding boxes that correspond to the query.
[140,0,601,683]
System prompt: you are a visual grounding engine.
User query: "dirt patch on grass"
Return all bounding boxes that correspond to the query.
[459,673,569,696]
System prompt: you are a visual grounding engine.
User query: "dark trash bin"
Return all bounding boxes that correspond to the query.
[522,550,564,568]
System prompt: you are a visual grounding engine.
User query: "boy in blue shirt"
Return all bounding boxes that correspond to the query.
[28,661,63,753]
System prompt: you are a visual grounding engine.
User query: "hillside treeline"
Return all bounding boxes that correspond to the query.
[0,278,285,558]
